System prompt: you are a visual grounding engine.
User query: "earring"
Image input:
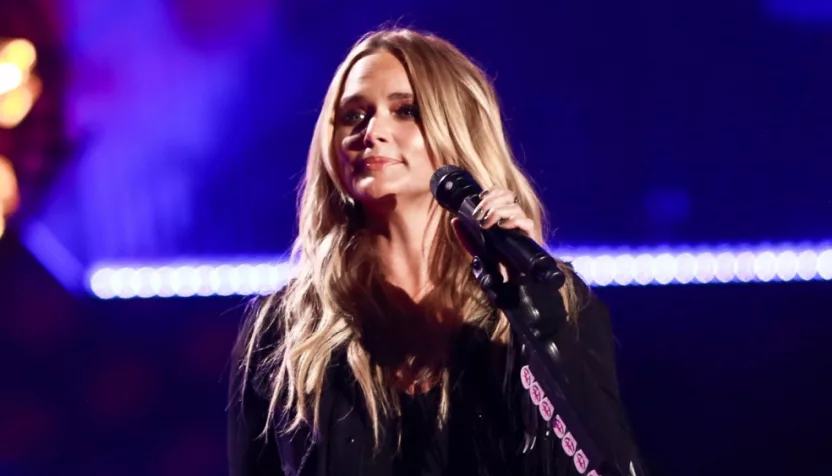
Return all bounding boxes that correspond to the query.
[342,195,356,210]
[342,195,364,225]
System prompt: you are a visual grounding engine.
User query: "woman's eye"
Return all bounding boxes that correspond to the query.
[339,110,365,125]
[395,104,420,119]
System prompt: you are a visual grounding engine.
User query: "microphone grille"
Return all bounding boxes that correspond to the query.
[430,164,464,197]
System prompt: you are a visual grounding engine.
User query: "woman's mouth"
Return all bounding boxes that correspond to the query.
[354,156,400,172]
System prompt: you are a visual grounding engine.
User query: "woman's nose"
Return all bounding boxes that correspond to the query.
[363,116,390,147]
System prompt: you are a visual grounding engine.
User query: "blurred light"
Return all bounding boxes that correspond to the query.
[0,63,24,95]
[88,261,295,299]
[87,242,832,299]
[0,155,19,239]
[0,74,41,128]
[0,38,37,71]
[563,244,832,287]
[0,38,40,128]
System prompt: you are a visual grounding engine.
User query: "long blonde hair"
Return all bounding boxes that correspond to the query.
[237,27,582,446]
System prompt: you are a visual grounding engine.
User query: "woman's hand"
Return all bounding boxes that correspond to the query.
[450,187,536,258]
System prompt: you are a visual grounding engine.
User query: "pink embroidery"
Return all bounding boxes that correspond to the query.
[520,365,534,389]
[538,397,554,421]
[553,415,567,438]
[574,450,589,473]
[529,382,544,405]
[562,432,577,456]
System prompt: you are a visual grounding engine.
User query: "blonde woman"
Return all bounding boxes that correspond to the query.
[228,28,646,476]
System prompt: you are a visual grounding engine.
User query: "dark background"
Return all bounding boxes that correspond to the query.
[4,233,831,475]
[1,0,831,474]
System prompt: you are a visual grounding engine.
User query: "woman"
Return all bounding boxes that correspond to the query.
[228,28,646,476]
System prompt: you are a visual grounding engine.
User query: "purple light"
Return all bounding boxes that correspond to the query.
[87,242,832,299]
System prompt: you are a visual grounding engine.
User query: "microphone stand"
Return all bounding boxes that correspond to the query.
[459,222,622,476]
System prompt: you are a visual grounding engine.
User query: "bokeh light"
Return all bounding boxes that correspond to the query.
[0,38,40,129]
[0,155,20,239]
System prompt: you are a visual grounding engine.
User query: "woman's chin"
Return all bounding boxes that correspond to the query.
[351,178,432,209]
[357,189,397,203]
[353,180,400,202]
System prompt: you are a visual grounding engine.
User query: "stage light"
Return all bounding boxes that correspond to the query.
[0,38,37,71]
[0,38,40,129]
[0,73,41,128]
[0,62,24,95]
[563,245,832,287]
[0,155,20,239]
[88,261,294,300]
[86,242,832,299]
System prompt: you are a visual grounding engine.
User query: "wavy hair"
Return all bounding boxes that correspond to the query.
[237,27,582,447]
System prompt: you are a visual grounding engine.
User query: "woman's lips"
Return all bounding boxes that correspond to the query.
[354,156,400,171]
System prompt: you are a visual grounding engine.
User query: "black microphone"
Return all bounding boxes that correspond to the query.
[430,165,564,285]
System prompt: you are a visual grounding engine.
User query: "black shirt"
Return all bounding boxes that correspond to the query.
[326,384,457,475]
[394,389,448,475]
[228,277,648,476]
[318,326,527,476]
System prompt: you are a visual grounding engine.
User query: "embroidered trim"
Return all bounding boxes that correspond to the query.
[520,364,594,475]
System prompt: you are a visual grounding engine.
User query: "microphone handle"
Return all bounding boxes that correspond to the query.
[457,195,563,284]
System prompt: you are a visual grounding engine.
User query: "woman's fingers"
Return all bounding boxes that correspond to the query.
[471,187,533,236]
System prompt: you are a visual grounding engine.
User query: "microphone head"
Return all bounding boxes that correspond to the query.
[430,165,483,213]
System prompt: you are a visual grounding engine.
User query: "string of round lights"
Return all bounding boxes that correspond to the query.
[87,242,832,299]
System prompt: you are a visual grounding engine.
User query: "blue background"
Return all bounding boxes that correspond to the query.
[19,0,832,280]
[1,0,830,475]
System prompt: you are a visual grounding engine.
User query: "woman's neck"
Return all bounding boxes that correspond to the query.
[359,196,459,394]
[365,196,440,301]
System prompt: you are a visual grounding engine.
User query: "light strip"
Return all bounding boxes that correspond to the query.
[557,243,831,287]
[87,242,832,299]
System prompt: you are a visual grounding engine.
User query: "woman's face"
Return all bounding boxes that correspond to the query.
[333,51,435,209]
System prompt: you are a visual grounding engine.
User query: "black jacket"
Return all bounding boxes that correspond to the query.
[227,277,646,476]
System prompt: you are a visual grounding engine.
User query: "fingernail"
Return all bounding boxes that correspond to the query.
[479,190,490,198]
[479,209,491,226]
